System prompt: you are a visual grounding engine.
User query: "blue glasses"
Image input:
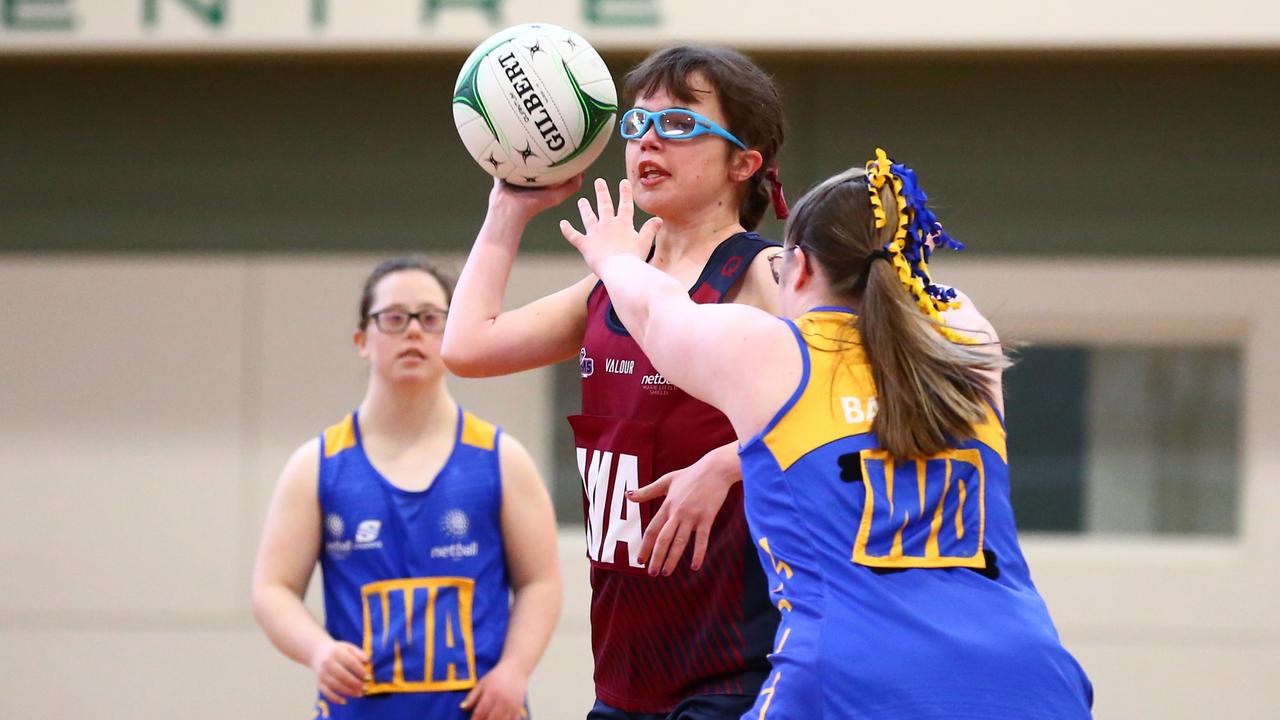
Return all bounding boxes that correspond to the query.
[618,107,747,150]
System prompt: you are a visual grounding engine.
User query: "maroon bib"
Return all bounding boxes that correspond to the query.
[567,232,782,712]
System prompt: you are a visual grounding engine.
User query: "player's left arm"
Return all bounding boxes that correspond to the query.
[461,433,561,720]
[941,288,1006,415]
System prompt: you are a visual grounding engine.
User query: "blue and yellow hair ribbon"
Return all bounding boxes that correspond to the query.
[865,148,975,345]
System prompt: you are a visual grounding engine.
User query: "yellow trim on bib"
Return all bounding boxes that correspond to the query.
[323,414,357,458]
[762,312,1007,469]
[459,412,497,451]
[764,313,877,471]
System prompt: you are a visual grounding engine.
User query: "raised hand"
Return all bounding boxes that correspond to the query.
[559,178,663,273]
[488,174,585,225]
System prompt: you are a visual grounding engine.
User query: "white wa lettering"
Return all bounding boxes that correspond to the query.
[577,447,612,559]
[576,447,644,568]
[600,453,642,567]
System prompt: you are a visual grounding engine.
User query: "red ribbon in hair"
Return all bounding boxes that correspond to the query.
[765,166,789,220]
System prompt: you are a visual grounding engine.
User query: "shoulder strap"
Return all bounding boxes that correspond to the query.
[690,232,780,304]
[316,411,358,510]
[598,232,781,335]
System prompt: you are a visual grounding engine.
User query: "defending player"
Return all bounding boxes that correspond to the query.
[560,153,1094,718]
[252,258,561,720]
[444,46,787,719]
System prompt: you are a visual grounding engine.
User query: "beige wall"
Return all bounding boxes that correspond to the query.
[1,255,1277,718]
[5,0,1278,53]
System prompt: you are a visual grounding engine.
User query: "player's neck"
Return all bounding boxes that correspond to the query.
[653,197,742,256]
[792,285,856,317]
[357,379,456,444]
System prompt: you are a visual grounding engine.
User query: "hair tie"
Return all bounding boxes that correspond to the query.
[765,166,789,220]
[863,148,974,344]
[851,249,892,294]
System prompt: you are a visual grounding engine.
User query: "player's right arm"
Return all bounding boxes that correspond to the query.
[252,440,369,706]
[443,177,596,377]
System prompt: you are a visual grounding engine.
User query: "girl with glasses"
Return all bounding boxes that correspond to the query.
[253,257,562,720]
[559,156,1095,719]
[444,46,787,720]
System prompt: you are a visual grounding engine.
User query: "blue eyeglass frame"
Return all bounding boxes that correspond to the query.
[618,107,747,150]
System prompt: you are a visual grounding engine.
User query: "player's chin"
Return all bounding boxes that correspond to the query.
[387,362,442,383]
[629,181,674,216]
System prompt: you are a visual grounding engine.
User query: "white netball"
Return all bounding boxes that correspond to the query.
[452,23,618,187]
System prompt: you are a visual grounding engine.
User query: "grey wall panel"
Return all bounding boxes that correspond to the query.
[2,54,1277,255]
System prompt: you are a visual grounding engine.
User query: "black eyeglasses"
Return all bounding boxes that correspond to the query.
[768,244,811,284]
[367,307,447,334]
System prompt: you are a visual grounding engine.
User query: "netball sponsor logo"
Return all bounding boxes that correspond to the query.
[441,509,470,538]
[431,541,480,560]
[326,515,384,558]
[432,509,478,561]
[641,372,671,396]
[326,513,345,539]
[325,513,351,560]
[354,520,383,550]
[579,348,595,378]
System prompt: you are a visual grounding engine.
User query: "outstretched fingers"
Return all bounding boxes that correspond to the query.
[593,177,615,219]
[576,196,598,232]
[559,219,586,251]
[616,178,636,223]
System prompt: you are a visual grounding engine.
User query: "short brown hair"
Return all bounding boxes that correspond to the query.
[623,45,785,230]
[358,257,454,329]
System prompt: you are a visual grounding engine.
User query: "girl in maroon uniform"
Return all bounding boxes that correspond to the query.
[443,46,787,720]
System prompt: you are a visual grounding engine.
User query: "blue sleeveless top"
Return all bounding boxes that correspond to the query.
[315,407,512,719]
[737,310,1093,719]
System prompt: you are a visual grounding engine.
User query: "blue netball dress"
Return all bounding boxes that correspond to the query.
[314,407,515,719]
[737,309,1093,719]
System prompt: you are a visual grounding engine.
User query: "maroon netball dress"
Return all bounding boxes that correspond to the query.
[568,232,781,713]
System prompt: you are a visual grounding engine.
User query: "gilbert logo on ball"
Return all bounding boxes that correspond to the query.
[453,23,617,187]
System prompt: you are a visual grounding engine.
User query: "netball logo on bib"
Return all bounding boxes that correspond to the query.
[432,509,479,561]
[325,513,345,539]
[441,509,470,539]
[325,513,352,560]
[641,372,671,396]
